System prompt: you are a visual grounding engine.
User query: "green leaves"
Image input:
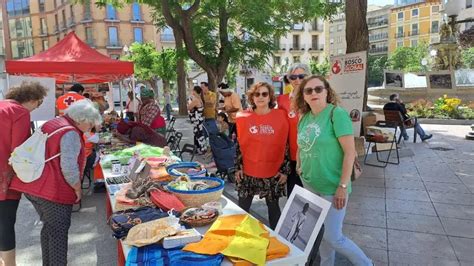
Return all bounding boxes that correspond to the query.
[387,42,429,72]
[461,47,474,69]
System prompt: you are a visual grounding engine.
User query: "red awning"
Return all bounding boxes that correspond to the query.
[5,32,134,84]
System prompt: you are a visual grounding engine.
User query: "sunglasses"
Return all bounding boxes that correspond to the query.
[289,74,307,80]
[254,91,269,98]
[304,86,325,95]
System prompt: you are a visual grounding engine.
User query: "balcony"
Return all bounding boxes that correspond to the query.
[106,41,122,49]
[310,22,323,31]
[160,34,175,42]
[39,29,48,36]
[367,20,388,29]
[309,44,324,51]
[369,46,388,54]
[395,32,405,38]
[104,17,120,22]
[292,43,301,50]
[409,30,419,36]
[430,27,439,33]
[369,33,388,42]
[68,17,76,27]
[81,13,92,23]
[130,18,145,24]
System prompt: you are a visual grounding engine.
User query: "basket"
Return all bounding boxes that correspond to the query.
[166,162,207,178]
[166,177,225,208]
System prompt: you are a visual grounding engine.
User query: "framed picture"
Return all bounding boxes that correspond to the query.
[428,72,453,89]
[275,185,331,257]
[384,71,404,89]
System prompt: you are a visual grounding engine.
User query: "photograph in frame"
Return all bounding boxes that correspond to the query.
[384,71,404,89]
[429,73,453,89]
[275,185,331,257]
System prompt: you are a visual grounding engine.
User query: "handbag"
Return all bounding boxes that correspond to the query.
[330,106,363,182]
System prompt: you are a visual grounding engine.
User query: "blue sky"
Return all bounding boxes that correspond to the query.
[368,0,393,5]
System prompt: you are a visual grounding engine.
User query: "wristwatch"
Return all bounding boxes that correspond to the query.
[339,183,347,189]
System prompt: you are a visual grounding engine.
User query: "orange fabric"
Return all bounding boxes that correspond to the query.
[56,92,85,115]
[83,134,95,157]
[236,109,289,178]
[93,164,104,181]
[277,94,299,161]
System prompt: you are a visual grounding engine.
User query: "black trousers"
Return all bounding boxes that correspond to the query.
[238,196,281,230]
[26,194,73,266]
[287,160,303,197]
[0,199,19,251]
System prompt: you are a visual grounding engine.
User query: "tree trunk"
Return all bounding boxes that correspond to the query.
[346,0,369,113]
[147,79,159,98]
[174,31,188,116]
[162,80,170,99]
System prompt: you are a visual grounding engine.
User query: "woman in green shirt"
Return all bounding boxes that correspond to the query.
[294,75,372,266]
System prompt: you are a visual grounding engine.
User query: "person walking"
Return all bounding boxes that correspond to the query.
[187,86,207,154]
[235,82,289,229]
[277,63,309,197]
[0,82,47,266]
[295,75,372,266]
[9,100,102,266]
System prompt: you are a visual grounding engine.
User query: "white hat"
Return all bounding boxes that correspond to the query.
[219,88,233,93]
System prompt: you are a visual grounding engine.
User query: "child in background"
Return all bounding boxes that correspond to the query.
[217,112,229,137]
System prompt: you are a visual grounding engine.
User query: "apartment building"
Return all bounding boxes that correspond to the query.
[272,19,326,66]
[325,13,346,57]
[388,0,443,52]
[368,5,392,56]
[455,0,474,32]
[1,0,156,59]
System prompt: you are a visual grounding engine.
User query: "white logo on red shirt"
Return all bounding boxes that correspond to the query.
[249,124,275,135]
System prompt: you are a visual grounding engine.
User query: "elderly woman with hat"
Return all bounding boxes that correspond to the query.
[137,87,166,135]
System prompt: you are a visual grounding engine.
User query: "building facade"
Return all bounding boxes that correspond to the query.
[1,0,156,59]
[368,5,392,56]
[272,19,326,67]
[388,0,443,52]
[456,0,474,32]
[325,13,346,57]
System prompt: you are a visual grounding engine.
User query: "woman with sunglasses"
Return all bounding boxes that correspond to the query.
[235,82,289,229]
[0,82,47,266]
[294,76,372,266]
[277,63,309,197]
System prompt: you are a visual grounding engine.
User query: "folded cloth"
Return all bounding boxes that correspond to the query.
[126,244,224,266]
[123,217,179,247]
[183,214,289,266]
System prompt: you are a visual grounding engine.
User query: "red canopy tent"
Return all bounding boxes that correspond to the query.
[5,32,134,84]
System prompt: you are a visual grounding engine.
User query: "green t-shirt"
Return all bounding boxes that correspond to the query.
[297,104,353,195]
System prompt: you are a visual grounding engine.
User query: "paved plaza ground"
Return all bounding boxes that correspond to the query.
[15,117,474,265]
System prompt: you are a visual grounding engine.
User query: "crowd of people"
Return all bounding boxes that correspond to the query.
[1,62,436,266]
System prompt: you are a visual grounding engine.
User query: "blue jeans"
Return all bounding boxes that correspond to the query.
[203,118,218,137]
[320,195,372,266]
[400,121,426,139]
[165,104,172,120]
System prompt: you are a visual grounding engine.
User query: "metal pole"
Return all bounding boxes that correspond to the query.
[131,75,137,113]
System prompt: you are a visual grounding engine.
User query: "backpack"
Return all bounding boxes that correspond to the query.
[9,126,74,183]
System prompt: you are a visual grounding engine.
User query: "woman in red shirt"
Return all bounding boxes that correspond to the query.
[0,82,47,266]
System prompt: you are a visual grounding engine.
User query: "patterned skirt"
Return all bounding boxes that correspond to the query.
[236,173,287,201]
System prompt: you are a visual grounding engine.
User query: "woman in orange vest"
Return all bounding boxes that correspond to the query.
[235,82,289,229]
[277,63,310,197]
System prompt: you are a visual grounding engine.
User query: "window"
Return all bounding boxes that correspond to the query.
[292,35,300,49]
[132,2,141,20]
[11,39,34,59]
[6,0,31,16]
[161,26,174,42]
[412,9,418,17]
[411,24,418,35]
[397,41,403,48]
[38,0,45,12]
[108,26,118,46]
[330,38,334,44]
[411,39,418,47]
[431,21,439,33]
[62,9,66,28]
[84,2,91,20]
[467,0,472,8]
[293,56,300,63]
[273,56,281,66]
[110,54,120,60]
[85,27,93,42]
[40,18,47,34]
[9,17,32,38]
[398,12,404,20]
[329,26,334,33]
[70,5,74,19]
[54,14,59,32]
[337,24,343,31]
[42,40,48,51]
[397,26,403,37]
[312,35,318,50]
[106,4,117,20]
[133,27,143,43]
[432,6,439,13]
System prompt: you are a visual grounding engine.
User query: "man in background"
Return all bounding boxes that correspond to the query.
[56,84,85,116]
[218,83,242,137]
[201,82,218,136]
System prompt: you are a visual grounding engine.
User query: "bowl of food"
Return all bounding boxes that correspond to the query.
[166,176,225,208]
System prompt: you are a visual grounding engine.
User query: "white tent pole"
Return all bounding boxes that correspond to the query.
[131,75,137,113]
[119,81,124,116]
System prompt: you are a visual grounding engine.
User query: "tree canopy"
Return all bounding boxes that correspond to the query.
[95,0,339,90]
[387,42,429,72]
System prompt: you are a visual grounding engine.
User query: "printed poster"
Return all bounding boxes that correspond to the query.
[329,51,367,137]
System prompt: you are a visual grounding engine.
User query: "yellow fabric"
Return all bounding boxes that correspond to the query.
[203,91,217,119]
[283,84,293,95]
[183,214,290,265]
